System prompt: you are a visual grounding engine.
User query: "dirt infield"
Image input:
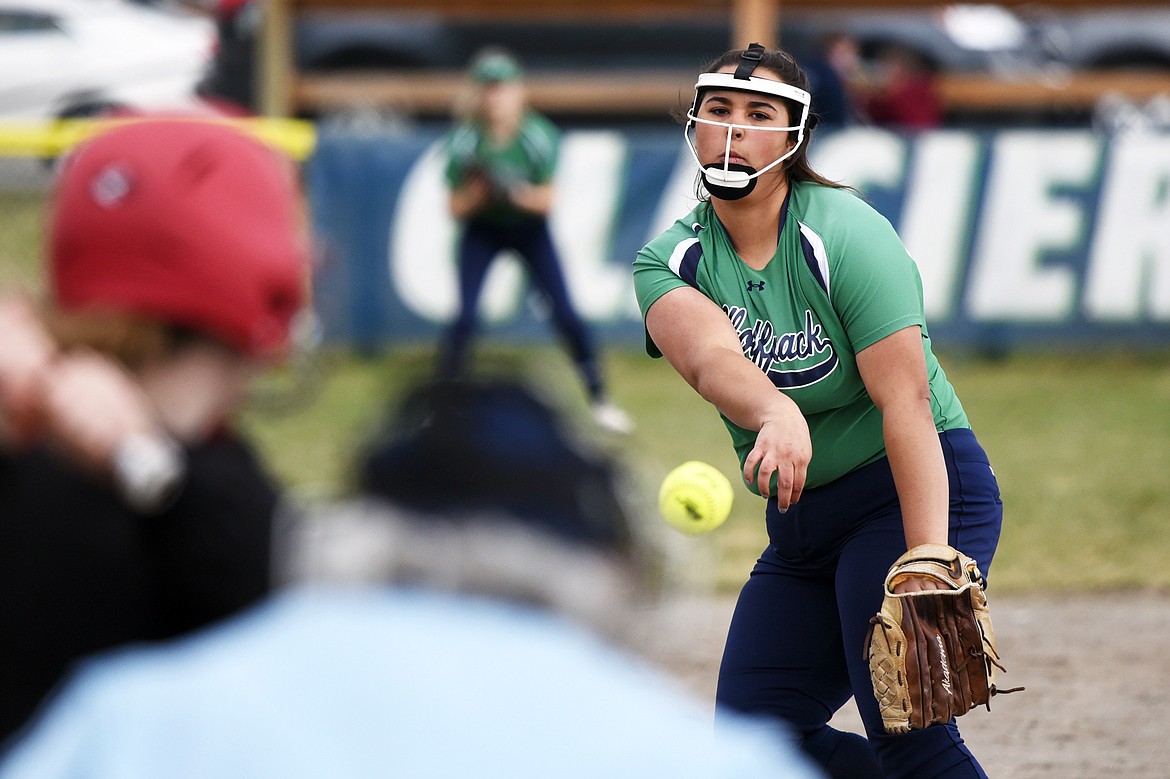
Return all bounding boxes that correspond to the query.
[629,590,1170,778]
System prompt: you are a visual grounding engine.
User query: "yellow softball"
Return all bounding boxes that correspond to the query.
[658,461,735,536]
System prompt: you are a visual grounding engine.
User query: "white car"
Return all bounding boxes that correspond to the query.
[0,0,216,121]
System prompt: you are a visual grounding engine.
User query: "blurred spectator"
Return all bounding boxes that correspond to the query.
[0,119,309,744]
[797,33,865,130]
[437,47,633,435]
[859,44,943,130]
[0,378,824,779]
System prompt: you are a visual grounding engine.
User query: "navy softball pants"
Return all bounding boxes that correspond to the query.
[716,428,1002,779]
[438,217,602,399]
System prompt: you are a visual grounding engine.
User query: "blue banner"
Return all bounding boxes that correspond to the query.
[307,125,1170,351]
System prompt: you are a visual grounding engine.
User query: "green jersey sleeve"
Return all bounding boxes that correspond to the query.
[632,212,704,357]
[811,190,926,353]
[520,113,560,185]
[443,123,480,188]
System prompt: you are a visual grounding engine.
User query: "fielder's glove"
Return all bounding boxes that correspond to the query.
[864,544,1022,734]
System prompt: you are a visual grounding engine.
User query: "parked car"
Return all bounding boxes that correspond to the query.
[0,0,215,121]
[1032,6,1170,69]
[202,6,1035,121]
[285,8,1030,76]
[201,3,1170,124]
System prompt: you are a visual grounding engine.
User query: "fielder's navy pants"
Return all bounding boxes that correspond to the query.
[438,217,602,399]
[716,428,1002,779]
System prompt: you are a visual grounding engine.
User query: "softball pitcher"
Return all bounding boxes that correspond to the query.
[633,44,1003,778]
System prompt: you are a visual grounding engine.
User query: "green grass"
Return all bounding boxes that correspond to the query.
[0,191,45,293]
[940,352,1170,592]
[241,344,1170,595]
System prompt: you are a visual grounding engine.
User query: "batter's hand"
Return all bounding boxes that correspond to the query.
[0,293,57,445]
[41,350,158,475]
[743,406,811,509]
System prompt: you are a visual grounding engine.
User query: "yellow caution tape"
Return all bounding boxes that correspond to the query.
[0,117,317,160]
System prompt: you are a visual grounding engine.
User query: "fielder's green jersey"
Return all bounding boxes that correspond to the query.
[634,181,969,493]
[444,111,560,226]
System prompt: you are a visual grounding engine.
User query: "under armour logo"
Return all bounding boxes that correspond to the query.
[746,281,766,292]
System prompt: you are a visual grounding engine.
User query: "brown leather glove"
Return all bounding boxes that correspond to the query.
[864,544,1022,734]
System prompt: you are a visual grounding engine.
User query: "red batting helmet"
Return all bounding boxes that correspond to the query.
[49,119,309,359]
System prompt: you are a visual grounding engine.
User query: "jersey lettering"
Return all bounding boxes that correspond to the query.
[724,307,839,389]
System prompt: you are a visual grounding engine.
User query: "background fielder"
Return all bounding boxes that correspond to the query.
[437,48,632,435]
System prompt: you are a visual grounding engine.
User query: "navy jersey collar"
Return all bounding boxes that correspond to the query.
[776,184,793,241]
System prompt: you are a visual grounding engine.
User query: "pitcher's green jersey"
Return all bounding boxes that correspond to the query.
[634,181,968,493]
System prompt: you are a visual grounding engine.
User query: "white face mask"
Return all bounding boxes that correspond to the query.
[684,72,812,200]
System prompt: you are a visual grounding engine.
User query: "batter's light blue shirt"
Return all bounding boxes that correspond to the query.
[0,588,823,779]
